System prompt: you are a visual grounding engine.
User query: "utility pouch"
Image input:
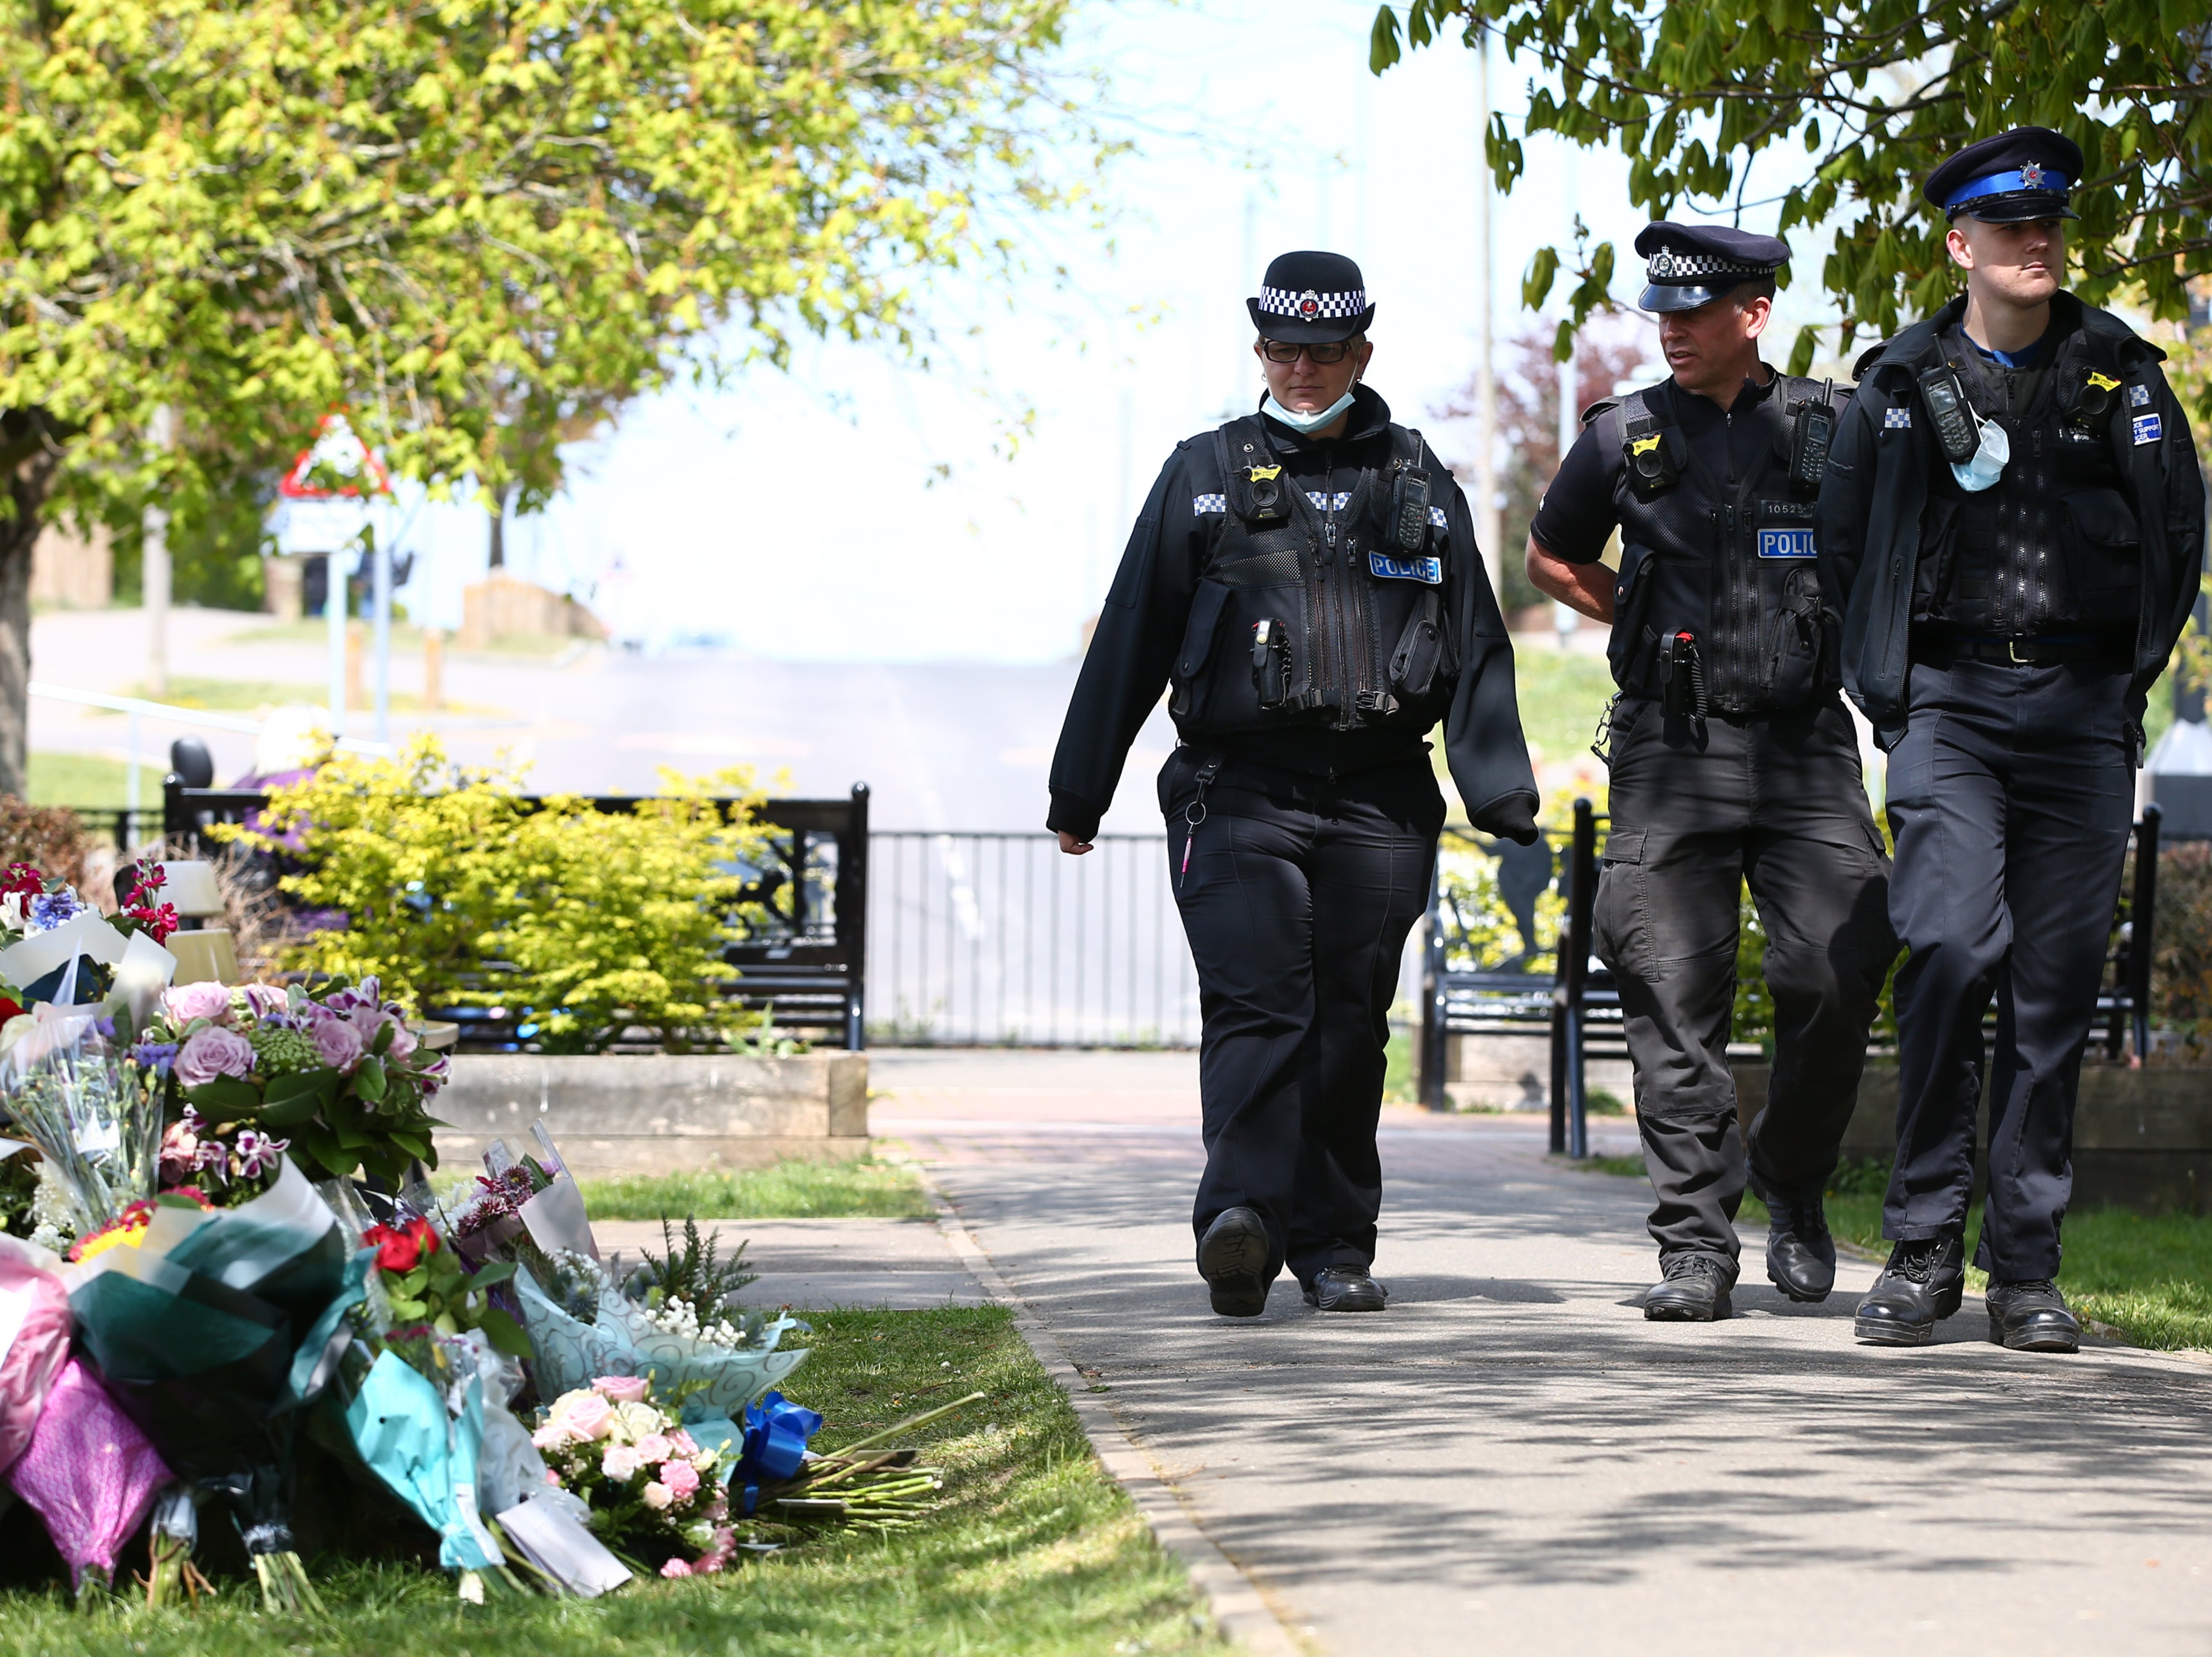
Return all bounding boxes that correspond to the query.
[1787,381,1835,492]
[1251,617,1290,708]
[1917,362,1981,464]
[1390,467,1433,552]
[1387,589,1446,698]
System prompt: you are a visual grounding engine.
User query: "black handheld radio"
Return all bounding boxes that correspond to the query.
[1917,363,1981,465]
[1391,469,1432,553]
[1787,381,1835,491]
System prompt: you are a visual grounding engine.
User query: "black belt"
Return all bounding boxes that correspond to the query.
[1922,635,2127,667]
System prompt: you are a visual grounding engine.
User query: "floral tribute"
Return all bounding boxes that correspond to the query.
[533,1377,735,1576]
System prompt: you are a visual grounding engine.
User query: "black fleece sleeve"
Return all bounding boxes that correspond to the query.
[2138,369,2208,724]
[1045,448,1201,842]
[1438,474,1540,844]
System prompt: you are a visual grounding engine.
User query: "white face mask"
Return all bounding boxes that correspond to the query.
[1262,387,1358,434]
[1950,412,2010,492]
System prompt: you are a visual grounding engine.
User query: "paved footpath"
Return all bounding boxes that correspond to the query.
[866,1048,2212,1657]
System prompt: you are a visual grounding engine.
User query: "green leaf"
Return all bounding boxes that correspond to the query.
[469,1259,517,1288]
[477,1306,534,1360]
[1368,5,1402,73]
[183,1078,260,1117]
[354,1055,388,1103]
[260,1070,337,1126]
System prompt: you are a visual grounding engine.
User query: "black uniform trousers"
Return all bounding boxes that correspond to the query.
[1161,747,1443,1289]
[1594,697,1896,1267]
[1883,655,2135,1280]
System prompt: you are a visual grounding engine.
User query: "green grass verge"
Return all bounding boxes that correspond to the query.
[0,1306,1216,1657]
[1507,647,1615,771]
[577,1157,934,1221]
[25,751,168,810]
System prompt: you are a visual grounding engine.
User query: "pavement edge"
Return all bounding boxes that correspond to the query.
[912,1164,1305,1657]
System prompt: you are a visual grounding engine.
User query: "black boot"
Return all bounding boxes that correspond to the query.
[1196,1207,1273,1318]
[1642,1254,1736,1321]
[1986,1279,2081,1353]
[1303,1267,1388,1312]
[1763,1194,1837,1303]
[1853,1234,1965,1345]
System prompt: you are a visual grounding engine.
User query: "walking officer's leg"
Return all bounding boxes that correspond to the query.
[1855,659,2008,1344]
[1740,700,1898,1301]
[1289,758,1444,1310]
[1975,665,2132,1344]
[1594,707,1754,1320]
[1165,757,1321,1317]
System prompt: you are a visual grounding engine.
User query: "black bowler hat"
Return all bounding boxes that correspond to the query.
[1633,222,1788,313]
[1247,250,1376,343]
[1924,126,2082,223]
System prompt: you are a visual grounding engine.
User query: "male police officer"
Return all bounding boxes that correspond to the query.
[1048,251,1539,1318]
[1528,224,1897,1321]
[1819,129,2204,1351]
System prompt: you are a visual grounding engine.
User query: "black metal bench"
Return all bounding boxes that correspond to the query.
[161,777,871,1051]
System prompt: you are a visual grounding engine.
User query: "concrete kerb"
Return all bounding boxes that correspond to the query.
[909,1162,1305,1657]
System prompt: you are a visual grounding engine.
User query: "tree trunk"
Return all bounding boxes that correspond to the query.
[487,482,511,569]
[0,414,60,801]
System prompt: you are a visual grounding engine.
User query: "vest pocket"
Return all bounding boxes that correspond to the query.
[1169,581,1231,719]
[1607,544,1659,693]
[1387,590,1446,698]
[1766,569,1829,711]
[2057,486,2141,628]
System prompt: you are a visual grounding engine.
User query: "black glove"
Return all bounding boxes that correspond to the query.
[1479,792,1541,847]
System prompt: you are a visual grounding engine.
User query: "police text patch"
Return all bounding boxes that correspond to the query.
[2133,413,2163,446]
[1884,407,1912,429]
[1757,528,1816,559]
[1368,551,1442,584]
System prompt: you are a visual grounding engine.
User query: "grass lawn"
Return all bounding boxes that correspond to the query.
[1507,645,1615,771]
[111,677,474,717]
[577,1156,935,1221]
[1584,1155,2212,1351]
[26,751,169,810]
[0,1306,1216,1657]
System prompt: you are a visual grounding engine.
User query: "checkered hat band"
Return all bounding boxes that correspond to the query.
[1646,248,1766,282]
[1257,285,1368,320]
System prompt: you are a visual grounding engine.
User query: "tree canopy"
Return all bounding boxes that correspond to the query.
[1368,0,2211,379]
[0,0,1091,791]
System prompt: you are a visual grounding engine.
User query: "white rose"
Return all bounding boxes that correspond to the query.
[640,1481,673,1511]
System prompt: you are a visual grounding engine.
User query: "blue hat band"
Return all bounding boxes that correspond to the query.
[1944,168,2070,211]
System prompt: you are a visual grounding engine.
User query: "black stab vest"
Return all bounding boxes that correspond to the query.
[1911,322,2140,637]
[1598,376,1848,715]
[1167,416,1456,738]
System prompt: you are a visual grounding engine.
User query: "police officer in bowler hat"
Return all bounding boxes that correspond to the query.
[1528,223,1898,1321]
[1819,127,2205,1350]
[1047,251,1539,1318]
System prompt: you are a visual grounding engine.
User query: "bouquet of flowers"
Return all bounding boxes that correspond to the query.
[1,1004,164,1234]
[531,1377,735,1577]
[0,857,178,1012]
[144,977,449,1186]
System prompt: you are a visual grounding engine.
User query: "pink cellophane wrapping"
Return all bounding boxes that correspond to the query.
[9,1357,171,1586]
[0,1242,73,1477]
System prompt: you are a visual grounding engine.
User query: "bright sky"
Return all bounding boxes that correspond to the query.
[389,0,1835,662]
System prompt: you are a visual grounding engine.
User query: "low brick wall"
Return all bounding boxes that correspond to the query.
[1731,1059,2212,1215]
[432,1053,869,1177]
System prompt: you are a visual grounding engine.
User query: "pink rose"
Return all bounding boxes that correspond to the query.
[640,1481,673,1511]
[667,1428,698,1457]
[548,1390,614,1442]
[659,1460,700,1501]
[311,1017,363,1073]
[591,1375,651,1404]
[658,1556,689,1579]
[600,1444,645,1482]
[633,1432,671,1463]
[175,1025,255,1087]
[530,1422,572,1451]
[162,982,233,1026]
[383,1018,417,1063]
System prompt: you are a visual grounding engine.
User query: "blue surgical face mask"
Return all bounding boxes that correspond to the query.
[1950,412,2010,492]
[1263,387,1358,435]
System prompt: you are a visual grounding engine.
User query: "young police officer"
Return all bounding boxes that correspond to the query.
[1528,224,1897,1322]
[1819,129,2205,1351]
[1048,251,1539,1319]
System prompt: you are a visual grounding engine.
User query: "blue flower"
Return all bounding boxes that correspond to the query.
[26,891,81,933]
[132,1041,179,1076]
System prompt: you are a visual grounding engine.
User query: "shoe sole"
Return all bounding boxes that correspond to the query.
[1989,1315,2080,1354]
[1199,1213,1270,1319]
[1854,1315,1936,1345]
[1304,1290,1388,1312]
[1644,1290,1732,1323]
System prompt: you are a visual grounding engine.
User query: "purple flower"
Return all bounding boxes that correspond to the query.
[241,983,289,1019]
[384,1019,418,1063]
[233,1128,288,1178]
[175,1025,255,1088]
[311,1017,363,1073]
[26,891,81,933]
[131,1040,179,1077]
[162,982,233,1027]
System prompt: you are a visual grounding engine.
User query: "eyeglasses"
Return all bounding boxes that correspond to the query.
[1259,340,1355,365]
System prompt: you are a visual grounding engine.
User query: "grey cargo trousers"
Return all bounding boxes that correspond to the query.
[1594,696,1899,1267]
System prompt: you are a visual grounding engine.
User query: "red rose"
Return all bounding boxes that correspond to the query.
[364,1223,423,1273]
[0,998,23,1024]
[405,1216,440,1259]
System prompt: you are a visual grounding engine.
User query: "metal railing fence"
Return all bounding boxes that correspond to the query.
[868,830,1199,1047]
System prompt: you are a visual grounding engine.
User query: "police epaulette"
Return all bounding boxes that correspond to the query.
[1579,396,1620,430]
[1851,341,1890,382]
